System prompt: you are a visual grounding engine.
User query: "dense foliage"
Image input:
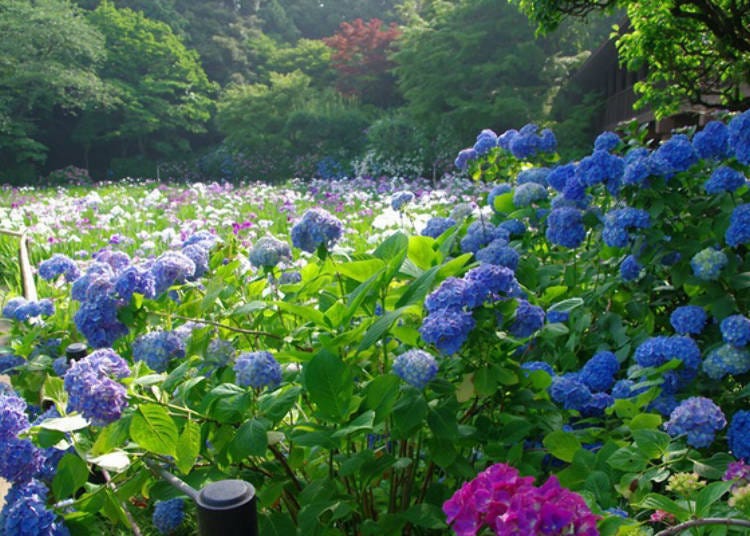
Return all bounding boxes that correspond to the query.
[2,110,750,535]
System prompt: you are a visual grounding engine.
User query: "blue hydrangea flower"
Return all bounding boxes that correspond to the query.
[0,438,44,484]
[2,483,69,535]
[473,129,498,155]
[704,166,746,194]
[726,204,750,247]
[424,277,470,312]
[205,338,234,369]
[497,129,518,150]
[622,153,652,186]
[38,254,80,283]
[549,374,593,411]
[545,207,586,248]
[182,243,209,278]
[152,498,185,535]
[690,247,728,280]
[234,351,282,389]
[512,182,548,208]
[64,348,130,426]
[183,230,218,251]
[721,315,750,347]
[517,167,550,186]
[450,203,475,221]
[663,396,726,448]
[670,306,708,335]
[391,191,415,211]
[692,120,731,160]
[580,351,619,392]
[460,221,509,254]
[0,391,30,442]
[150,251,196,296]
[602,208,650,248]
[291,208,344,253]
[114,266,156,301]
[0,354,24,374]
[611,379,648,399]
[454,148,478,170]
[94,249,131,274]
[392,349,438,389]
[633,336,701,391]
[546,163,576,192]
[620,255,643,281]
[580,391,615,417]
[509,300,545,338]
[702,344,750,380]
[419,309,475,355]
[521,361,554,376]
[279,270,302,285]
[594,131,622,152]
[2,297,27,320]
[728,410,750,461]
[464,264,518,307]
[133,331,186,372]
[661,251,682,266]
[649,393,679,417]
[575,150,624,193]
[562,174,586,201]
[475,240,519,270]
[249,236,292,268]
[729,109,750,165]
[421,217,456,238]
[546,310,569,323]
[539,128,557,153]
[651,134,698,176]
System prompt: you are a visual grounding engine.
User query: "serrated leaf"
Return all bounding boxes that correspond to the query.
[52,454,89,499]
[335,259,385,283]
[332,410,375,438]
[358,307,405,352]
[636,493,690,520]
[92,417,131,455]
[695,481,733,516]
[303,350,354,422]
[543,430,582,463]
[88,451,130,473]
[230,419,269,460]
[175,420,201,475]
[38,414,90,432]
[130,404,178,457]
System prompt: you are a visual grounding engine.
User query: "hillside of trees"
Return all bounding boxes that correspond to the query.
[0,0,619,183]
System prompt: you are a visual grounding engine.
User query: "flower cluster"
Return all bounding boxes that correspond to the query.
[234,351,282,389]
[132,330,186,373]
[152,498,185,535]
[64,348,130,426]
[663,396,726,448]
[620,255,643,281]
[1,479,69,535]
[443,462,598,536]
[249,236,292,268]
[151,250,197,296]
[670,305,708,335]
[291,208,344,253]
[460,221,509,254]
[704,166,746,194]
[728,411,750,461]
[2,297,54,321]
[38,253,81,282]
[601,208,650,248]
[726,204,750,247]
[690,247,728,280]
[392,349,438,389]
[390,190,415,211]
[421,216,456,238]
[546,207,586,248]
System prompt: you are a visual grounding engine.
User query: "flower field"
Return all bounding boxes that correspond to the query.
[2,112,750,535]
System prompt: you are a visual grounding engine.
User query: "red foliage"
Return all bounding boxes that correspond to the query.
[323,18,401,106]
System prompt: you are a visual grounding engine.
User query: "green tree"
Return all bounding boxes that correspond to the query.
[0,0,105,175]
[393,0,554,148]
[517,0,750,116]
[76,3,216,170]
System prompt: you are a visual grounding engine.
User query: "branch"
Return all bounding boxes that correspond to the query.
[655,517,750,536]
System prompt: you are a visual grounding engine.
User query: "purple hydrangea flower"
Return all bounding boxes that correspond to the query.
[94,249,131,274]
[509,300,545,338]
[291,208,344,253]
[704,166,746,194]
[183,230,218,251]
[152,498,185,535]
[580,351,619,392]
[726,204,750,247]
[693,120,731,160]
[663,396,726,448]
[0,391,30,442]
[279,270,302,285]
[248,236,292,268]
[690,247,728,280]
[73,278,128,348]
[546,207,586,248]
[182,243,209,278]
[132,330,186,373]
[2,482,69,535]
[38,254,81,283]
[390,191,415,211]
[670,305,708,335]
[419,309,475,355]
[392,349,438,389]
[64,348,130,426]
[620,255,643,281]
[721,315,750,347]
[702,344,750,380]
[420,216,456,238]
[234,351,282,389]
[602,208,650,248]
[729,109,750,165]
[728,411,750,461]
[150,251,196,296]
[114,266,156,301]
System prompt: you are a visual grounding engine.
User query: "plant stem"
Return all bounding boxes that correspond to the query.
[655,517,750,535]
[269,444,304,491]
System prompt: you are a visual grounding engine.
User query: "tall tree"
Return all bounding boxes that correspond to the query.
[517,0,750,116]
[76,3,216,166]
[323,18,402,108]
[0,0,105,174]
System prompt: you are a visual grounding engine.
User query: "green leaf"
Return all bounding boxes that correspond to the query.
[632,429,670,459]
[274,301,329,329]
[493,192,514,213]
[88,451,130,473]
[395,265,439,308]
[543,430,582,463]
[399,503,447,530]
[259,385,301,424]
[91,417,131,455]
[335,259,385,283]
[332,410,375,438]
[546,297,584,312]
[175,420,201,475]
[358,307,405,352]
[694,480,733,517]
[52,454,89,499]
[129,404,178,457]
[392,391,428,439]
[607,446,648,472]
[363,375,400,423]
[636,494,690,520]
[629,413,662,431]
[407,235,437,270]
[427,404,460,439]
[373,231,409,262]
[259,512,297,536]
[303,350,354,422]
[37,415,90,432]
[230,419,269,460]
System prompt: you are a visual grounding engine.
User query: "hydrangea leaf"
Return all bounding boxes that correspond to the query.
[175,420,201,475]
[543,430,582,463]
[129,404,178,457]
[52,453,89,499]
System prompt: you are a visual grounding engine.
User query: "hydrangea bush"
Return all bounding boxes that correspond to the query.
[1,111,750,534]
